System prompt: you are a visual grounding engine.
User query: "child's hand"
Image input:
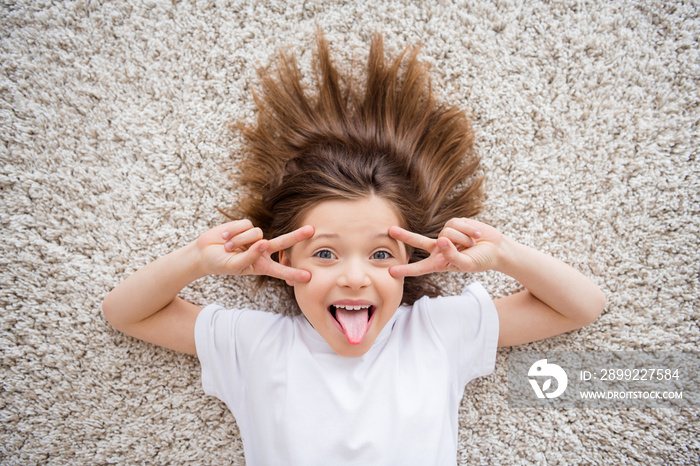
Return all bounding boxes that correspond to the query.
[388,218,503,278]
[196,220,314,283]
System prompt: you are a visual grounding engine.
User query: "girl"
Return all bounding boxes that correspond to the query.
[103,33,605,464]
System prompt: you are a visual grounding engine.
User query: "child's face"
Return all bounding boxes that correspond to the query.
[279,196,409,358]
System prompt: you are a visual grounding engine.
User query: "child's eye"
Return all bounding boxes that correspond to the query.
[372,250,393,260]
[313,249,336,260]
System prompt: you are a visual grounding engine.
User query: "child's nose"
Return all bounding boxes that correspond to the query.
[337,258,371,289]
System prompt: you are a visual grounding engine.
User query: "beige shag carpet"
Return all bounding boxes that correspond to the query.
[1,1,698,464]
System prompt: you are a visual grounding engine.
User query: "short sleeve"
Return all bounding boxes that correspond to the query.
[194,305,291,419]
[423,281,499,388]
[194,304,244,403]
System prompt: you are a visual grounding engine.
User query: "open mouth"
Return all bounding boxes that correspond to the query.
[329,304,375,345]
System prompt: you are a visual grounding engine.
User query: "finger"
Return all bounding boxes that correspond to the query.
[224,227,264,252]
[388,226,436,252]
[445,218,483,239]
[256,256,311,283]
[439,227,476,248]
[437,237,475,272]
[220,219,255,241]
[229,239,270,274]
[389,255,446,278]
[266,225,315,253]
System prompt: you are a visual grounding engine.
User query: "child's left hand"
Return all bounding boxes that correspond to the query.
[391,218,606,347]
[388,218,503,278]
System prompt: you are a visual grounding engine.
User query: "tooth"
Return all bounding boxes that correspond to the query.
[333,304,371,311]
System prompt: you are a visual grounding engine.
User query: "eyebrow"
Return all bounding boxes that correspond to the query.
[310,232,394,241]
[311,233,340,240]
[306,232,403,252]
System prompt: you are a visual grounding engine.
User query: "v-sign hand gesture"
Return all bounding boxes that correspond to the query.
[196,220,314,283]
[388,218,503,278]
[103,219,315,355]
[388,217,606,348]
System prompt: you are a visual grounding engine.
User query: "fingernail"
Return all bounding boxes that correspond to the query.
[225,241,234,251]
[222,231,231,240]
[474,231,482,238]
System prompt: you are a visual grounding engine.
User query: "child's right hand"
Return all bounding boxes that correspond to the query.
[103,219,314,355]
[196,220,314,283]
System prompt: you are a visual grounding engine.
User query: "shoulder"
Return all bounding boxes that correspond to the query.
[195,305,292,353]
[412,282,495,319]
[406,282,498,345]
[196,304,282,330]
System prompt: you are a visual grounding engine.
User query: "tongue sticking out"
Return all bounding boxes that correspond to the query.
[335,307,370,345]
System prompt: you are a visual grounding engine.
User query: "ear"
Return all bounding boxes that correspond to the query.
[278,249,295,287]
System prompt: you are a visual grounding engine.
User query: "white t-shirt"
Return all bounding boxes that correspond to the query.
[195,282,499,465]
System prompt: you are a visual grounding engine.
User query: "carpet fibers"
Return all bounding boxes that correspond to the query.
[1,0,698,464]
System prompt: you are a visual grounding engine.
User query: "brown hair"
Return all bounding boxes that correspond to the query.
[226,31,484,306]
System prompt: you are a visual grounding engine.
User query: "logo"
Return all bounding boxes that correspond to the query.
[528,359,568,399]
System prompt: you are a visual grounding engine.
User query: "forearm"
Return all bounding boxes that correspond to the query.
[495,237,606,325]
[102,241,204,331]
